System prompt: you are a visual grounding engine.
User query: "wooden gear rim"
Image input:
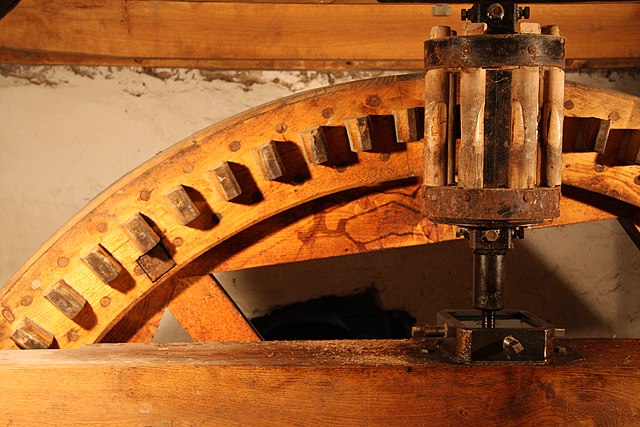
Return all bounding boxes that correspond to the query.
[0,74,639,349]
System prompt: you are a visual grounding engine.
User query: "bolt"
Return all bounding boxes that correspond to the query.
[634,176,640,186]
[503,335,524,354]
[455,227,469,239]
[366,95,381,108]
[462,192,472,202]
[487,3,505,20]
[57,257,69,268]
[512,227,525,239]
[609,111,620,122]
[594,164,605,173]
[523,192,533,203]
[563,100,575,110]
[228,141,241,152]
[275,123,287,133]
[483,229,500,242]
[322,108,334,119]
[412,325,446,339]
[462,45,472,55]
[518,6,530,20]
[528,45,537,55]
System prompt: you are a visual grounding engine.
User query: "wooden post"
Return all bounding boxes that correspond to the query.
[542,25,565,187]
[423,26,450,187]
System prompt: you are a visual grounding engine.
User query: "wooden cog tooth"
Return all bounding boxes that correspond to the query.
[209,161,242,201]
[44,279,87,319]
[255,141,285,181]
[392,108,424,143]
[165,185,201,224]
[594,119,612,154]
[618,130,640,165]
[344,116,373,152]
[299,127,330,165]
[299,126,354,166]
[82,245,122,285]
[10,317,55,350]
[137,245,176,282]
[122,213,161,253]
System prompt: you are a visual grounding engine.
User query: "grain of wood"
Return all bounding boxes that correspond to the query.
[121,213,161,253]
[511,66,539,188]
[168,275,260,342]
[423,26,451,187]
[0,339,639,425]
[0,2,637,69]
[43,279,87,319]
[458,68,486,189]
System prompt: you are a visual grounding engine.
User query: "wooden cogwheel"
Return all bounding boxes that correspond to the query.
[1,74,639,350]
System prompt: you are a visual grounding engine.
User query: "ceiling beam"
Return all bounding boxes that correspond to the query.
[0,1,638,70]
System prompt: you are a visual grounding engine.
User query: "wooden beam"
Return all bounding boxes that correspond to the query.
[168,275,261,342]
[0,1,638,70]
[1,339,639,425]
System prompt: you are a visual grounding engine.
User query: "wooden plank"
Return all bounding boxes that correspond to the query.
[0,1,638,70]
[1,339,639,425]
[167,275,261,342]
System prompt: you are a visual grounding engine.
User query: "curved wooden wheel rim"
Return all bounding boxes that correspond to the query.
[1,75,639,349]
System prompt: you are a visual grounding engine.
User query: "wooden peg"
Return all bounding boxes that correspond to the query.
[423,101,448,186]
[44,279,87,319]
[82,245,122,284]
[344,116,373,152]
[594,119,612,154]
[255,142,285,181]
[458,68,486,189]
[209,161,242,201]
[392,108,423,143]
[122,213,160,253]
[511,66,540,188]
[165,185,201,224]
[10,318,54,349]
[299,127,330,165]
[542,24,564,187]
[424,25,452,187]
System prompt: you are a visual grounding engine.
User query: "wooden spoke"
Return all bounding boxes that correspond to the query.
[168,275,260,343]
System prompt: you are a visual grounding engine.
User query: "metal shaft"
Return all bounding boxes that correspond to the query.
[473,251,506,328]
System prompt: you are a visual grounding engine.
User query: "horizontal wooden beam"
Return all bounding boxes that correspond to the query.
[1,339,639,425]
[0,1,638,70]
